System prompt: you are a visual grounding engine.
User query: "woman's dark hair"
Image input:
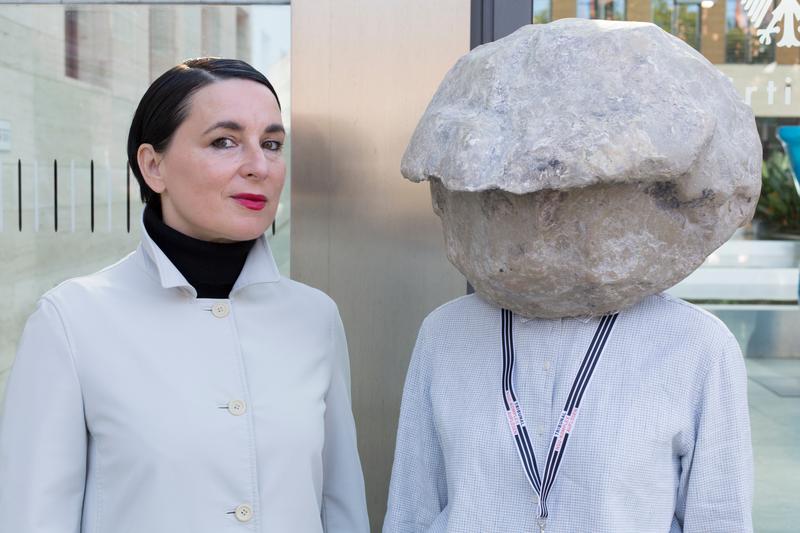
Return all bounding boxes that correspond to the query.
[127,57,281,203]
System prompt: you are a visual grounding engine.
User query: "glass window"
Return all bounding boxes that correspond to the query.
[533,0,552,23]
[0,3,291,404]
[753,117,800,238]
[726,0,775,63]
[652,0,701,51]
[577,0,627,20]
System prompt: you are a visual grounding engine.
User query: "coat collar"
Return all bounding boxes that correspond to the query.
[138,213,281,297]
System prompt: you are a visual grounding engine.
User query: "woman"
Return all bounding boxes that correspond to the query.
[0,58,369,533]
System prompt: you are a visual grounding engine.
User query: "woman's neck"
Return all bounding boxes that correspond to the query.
[143,199,256,298]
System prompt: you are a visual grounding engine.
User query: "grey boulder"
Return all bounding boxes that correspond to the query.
[403,19,762,318]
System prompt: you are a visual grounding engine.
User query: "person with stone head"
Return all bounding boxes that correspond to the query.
[383,19,758,533]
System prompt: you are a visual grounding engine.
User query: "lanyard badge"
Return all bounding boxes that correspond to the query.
[501,309,618,532]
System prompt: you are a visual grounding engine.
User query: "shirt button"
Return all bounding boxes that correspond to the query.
[211,302,230,318]
[537,425,546,436]
[228,400,247,416]
[543,360,551,371]
[235,504,253,522]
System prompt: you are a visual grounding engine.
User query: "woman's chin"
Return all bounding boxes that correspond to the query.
[209,219,273,242]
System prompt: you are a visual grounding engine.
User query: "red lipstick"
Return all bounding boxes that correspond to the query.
[232,193,267,211]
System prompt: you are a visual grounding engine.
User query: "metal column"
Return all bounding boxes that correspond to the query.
[291,1,471,529]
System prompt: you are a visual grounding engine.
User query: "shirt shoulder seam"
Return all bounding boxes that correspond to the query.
[37,297,83,391]
[652,293,737,343]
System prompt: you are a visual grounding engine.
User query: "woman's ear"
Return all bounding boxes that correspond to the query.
[137,144,166,194]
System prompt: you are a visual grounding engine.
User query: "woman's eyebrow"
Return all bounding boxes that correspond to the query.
[203,120,242,135]
[202,121,285,135]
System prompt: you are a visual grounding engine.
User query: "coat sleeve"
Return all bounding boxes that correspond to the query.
[320,305,370,532]
[675,330,753,533]
[383,317,448,533]
[0,298,87,533]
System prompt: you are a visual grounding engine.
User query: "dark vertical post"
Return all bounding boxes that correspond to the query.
[17,159,22,231]
[126,162,131,233]
[272,220,276,236]
[90,159,95,233]
[482,0,494,45]
[491,0,531,41]
[470,0,487,49]
[54,159,58,232]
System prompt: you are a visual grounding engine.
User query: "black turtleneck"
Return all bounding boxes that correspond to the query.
[143,199,256,298]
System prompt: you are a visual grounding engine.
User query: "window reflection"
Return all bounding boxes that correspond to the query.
[533,0,552,23]
[652,0,701,51]
[61,7,113,87]
[64,8,79,79]
[577,0,627,20]
[755,118,800,238]
[726,0,775,63]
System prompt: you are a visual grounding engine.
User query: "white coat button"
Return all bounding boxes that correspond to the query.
[235,504,253,522]
[228,400,246,416]
[211,302,230,318]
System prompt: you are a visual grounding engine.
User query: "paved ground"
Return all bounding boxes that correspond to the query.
[748,358,800,532]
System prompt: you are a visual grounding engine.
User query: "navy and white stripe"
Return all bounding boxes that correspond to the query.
[502,308,618,531]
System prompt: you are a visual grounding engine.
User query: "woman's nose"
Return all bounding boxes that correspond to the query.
[241,142,271,180]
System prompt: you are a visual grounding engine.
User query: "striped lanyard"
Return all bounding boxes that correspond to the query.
[501,309,618,533]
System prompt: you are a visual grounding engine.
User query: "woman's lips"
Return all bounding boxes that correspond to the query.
[232,194,267,211]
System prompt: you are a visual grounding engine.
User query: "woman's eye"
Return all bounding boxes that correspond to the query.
[263,140,283,152]
[211,138,235,149]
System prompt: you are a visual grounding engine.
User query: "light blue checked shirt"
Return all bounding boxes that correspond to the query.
[384,293,752,533]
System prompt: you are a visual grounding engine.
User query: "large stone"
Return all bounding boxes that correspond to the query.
[403,19,762,318]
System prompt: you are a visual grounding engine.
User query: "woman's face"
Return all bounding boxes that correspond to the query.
[141,78,286,242]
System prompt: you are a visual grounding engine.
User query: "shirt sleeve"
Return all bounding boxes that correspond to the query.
[320,305,370,533]
[675,330,753,533]
[0,298,87,533]
[383,318,448,533]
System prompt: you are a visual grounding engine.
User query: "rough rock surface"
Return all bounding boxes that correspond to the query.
[403,19,762,318]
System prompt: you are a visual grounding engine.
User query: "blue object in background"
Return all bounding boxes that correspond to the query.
[776,125,800,199]
[775,125,800,304]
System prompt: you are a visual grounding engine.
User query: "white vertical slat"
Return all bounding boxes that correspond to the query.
[70,160,76,233]
[33,160,39,232]
[0,161,4,233]
[106,163,112,232]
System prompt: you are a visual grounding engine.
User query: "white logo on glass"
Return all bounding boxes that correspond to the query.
[748,0,800,46]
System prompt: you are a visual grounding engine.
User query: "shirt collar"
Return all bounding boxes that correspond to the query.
[138,212,281,297]
[518,314,594,324]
